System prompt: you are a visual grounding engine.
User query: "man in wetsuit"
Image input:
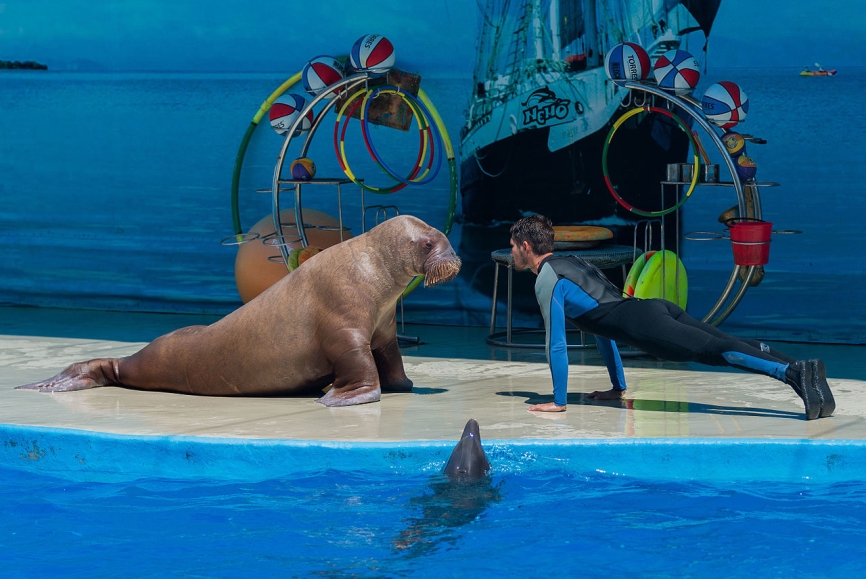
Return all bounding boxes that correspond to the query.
[509,214,834,420]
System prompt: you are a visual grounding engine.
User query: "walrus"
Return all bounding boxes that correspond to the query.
[16,215,461,407]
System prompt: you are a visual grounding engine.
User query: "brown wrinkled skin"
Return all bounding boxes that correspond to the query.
[17,216,461,407]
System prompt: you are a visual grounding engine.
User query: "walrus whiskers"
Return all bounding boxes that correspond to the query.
[425,257,462,287]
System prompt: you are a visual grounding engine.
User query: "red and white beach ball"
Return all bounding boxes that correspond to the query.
[701,81,749,129]
[349,34,396,74]
[604,42,651,87]
[653,49,700,95]
[268,94,313,136]
[302,56,345,99]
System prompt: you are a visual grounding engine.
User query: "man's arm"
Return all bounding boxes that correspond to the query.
[529,280,569,412]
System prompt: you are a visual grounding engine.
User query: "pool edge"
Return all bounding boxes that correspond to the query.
[3,423,865,484]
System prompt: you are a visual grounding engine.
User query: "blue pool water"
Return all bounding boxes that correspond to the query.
[4,464,866,578]
[3,428,866,578]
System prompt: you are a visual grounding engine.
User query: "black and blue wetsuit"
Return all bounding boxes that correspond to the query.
[535,255,797,406]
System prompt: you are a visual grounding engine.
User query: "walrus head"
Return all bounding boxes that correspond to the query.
[361,216,461,288]
[411,218,461,287]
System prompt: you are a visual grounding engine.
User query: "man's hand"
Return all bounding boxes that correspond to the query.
[587,388,625,400]
[528,402,566,412]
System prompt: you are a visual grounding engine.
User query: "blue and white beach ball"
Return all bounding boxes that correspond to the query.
[349,34,396,74]
[268,94,313,136]
[702,81,749,129]
[653,49,700,95]
[302,56,346,99]
[604,42,651,87]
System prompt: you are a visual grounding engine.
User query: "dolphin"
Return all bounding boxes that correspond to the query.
[394,418,497,553]
[443,418,491,480]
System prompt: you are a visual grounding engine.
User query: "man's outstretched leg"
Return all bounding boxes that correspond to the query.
[596,299,835,420]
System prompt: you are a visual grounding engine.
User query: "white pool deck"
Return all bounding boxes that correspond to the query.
[2,306,866,443]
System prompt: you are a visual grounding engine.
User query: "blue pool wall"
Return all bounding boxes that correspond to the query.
[3,424,866,484]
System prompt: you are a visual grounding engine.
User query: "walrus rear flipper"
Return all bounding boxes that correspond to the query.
[16,359,120,392]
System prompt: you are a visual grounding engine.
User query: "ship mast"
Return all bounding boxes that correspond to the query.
[505,0,531,77]
[529,0,544,60]
[585,0,599,68]
[548,0,561,61]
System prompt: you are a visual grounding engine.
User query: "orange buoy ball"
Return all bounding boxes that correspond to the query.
[234,208,351,303]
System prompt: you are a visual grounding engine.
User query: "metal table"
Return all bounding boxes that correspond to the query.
[487,245,639,348]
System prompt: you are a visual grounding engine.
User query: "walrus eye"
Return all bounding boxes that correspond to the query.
[424,241,434,251]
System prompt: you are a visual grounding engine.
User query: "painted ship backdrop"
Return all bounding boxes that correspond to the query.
[457,0,721,316]
[3,1,866,344]
[460,0,719,227]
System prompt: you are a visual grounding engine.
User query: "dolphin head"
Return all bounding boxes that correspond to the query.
[443,418,491,480]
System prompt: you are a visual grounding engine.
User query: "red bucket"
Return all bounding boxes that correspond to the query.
[729,219,772,266]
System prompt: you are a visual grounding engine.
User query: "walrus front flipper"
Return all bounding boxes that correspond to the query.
[16,359,120,392]
[317,384,381,407]
[317,337,383,407]
[372,332,414,393]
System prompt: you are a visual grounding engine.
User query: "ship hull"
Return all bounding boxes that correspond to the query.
[460,106,692,235]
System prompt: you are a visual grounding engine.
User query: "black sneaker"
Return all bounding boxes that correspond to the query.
[786,360,821,420]
[810,359,835,418]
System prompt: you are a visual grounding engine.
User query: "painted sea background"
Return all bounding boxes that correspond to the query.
[1,65,865,344]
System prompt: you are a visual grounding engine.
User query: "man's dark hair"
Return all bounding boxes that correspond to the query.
[510,214,554,255]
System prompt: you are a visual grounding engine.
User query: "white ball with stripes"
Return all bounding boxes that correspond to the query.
[268,94,313,136]
[653,49,701,95]
[302,56,345,99]
[701,81,749,129]
[349,34,396,74]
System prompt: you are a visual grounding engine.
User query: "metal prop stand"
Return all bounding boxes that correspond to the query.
[624,82,780,326]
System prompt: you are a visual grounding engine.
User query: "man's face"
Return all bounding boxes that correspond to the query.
[510,237,531,271]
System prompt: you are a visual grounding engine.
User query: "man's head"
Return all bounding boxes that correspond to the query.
[509,215,554,271]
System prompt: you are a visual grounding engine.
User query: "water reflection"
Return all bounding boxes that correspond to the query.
[393,474,502,556]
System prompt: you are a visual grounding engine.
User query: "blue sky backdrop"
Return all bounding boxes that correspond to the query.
[1,0,864,72]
